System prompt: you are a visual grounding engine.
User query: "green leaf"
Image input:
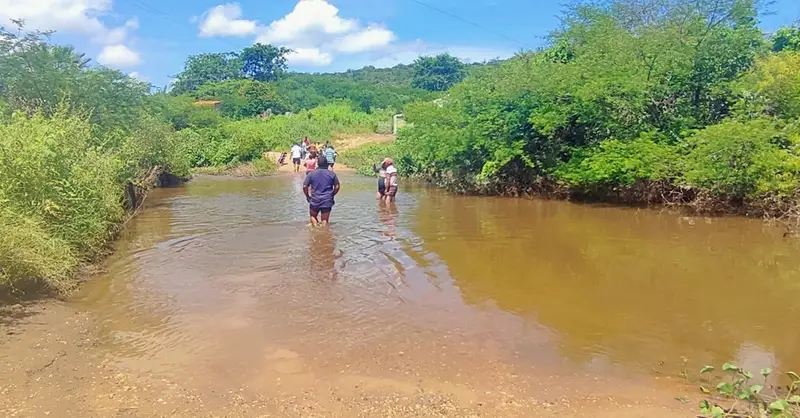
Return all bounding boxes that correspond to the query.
[743,371,753,379]
[787,371,800,382]
[761,368,772,377]
[749,384,763,394]
[723,363,739,372]
[711,406,725,418]
[717,382,735,395]
[699,399,712,414]
[700,386,711,394]
[788,395,800,404]
[769,400,787,411]
[700,365,715,374]
[738,390,751,400]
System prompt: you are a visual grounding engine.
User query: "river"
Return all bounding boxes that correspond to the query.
[5,172,800,417]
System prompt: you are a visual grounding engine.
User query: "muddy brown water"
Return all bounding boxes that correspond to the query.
[55,172,800,415]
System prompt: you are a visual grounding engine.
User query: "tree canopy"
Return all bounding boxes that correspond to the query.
[411,54,467,91]
[240,43,292,82]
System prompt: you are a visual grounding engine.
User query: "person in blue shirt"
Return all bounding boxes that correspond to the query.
[302,155,340,226]
[324,145,337,170]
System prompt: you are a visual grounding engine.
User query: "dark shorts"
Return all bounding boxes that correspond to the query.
[309,205,332,214]
[329,163,335,168]
[293,157,301,165]
[386,185,398,196]
[377,177,386,194]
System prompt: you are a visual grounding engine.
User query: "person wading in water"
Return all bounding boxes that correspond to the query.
[372,161,387,200]
[304,151,318,174]
[383,158,399,202]
[303,155,340,226]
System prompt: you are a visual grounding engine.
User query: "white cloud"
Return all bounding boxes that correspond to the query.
[256,0,357,46]
[0,0,110,37]
[0,0,138,45]
[198,3,258,37]
[287,47,333,66]
[98,44,142,68]
[196,0,506,70]
[128,71,148,82]
[331,25,396,53]
[0,0,143,66]
[102,17,139,45]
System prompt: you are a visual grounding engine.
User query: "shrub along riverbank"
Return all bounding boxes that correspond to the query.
[0,24,390,295]
[353,1,800,222]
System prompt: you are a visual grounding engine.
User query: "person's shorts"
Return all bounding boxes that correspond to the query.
[292,157,301,165]
[378,178,386,194]
[386,186,398,196]
[309,205,332,213]
[329,163,335,169]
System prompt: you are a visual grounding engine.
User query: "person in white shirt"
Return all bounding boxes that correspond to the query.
[290,143,302,172]
[383,158,399,202]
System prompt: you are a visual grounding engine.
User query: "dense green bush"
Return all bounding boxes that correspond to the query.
[555,133,677,188]
[387,0,800,213]
[337,142,400,176]
[680,119,799,198]
[735,52,800,120]
[0,207,75,291]
[0,112,124,253]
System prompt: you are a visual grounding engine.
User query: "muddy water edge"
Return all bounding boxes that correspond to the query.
[3,172,800,417]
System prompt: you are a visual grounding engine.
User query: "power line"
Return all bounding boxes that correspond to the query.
[119,0,244,50]
[404,0,532,49]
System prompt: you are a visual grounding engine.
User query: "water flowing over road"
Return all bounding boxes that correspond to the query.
[4,172,800,417]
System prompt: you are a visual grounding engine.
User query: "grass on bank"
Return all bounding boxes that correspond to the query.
[192,157,277,177]
[336,142,399,176]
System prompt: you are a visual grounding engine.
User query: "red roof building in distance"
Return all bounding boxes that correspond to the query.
[194,100,222,110]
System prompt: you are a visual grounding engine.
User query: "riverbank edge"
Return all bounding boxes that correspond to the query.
[0,167,188,303]
[191,159,278,178]
[340,147,800,230]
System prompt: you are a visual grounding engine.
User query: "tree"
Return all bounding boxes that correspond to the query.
[239,80,286,116]
[0,21,147,132]
[240,43,291,82]
[190,79,286,118]
[171,52,241,95]
[411,54,467,91]
[772,26,800,52]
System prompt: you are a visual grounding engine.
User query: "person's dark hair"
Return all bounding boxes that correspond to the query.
[317,155,329,168]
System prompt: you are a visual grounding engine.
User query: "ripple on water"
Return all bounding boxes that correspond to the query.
[72,173,800,387]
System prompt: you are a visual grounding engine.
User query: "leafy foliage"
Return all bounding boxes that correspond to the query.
[773,26,800,52]
[171,52,243,95]
[391,0,800,213]
[681,119,799,198]
[411,54,467,91]
[696,362,800,418]
[240,43,291,82]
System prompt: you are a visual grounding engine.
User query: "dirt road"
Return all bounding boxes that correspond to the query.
[266,134,395,174]
[0,302,696,417]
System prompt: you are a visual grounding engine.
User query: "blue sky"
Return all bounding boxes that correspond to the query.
[1,0,798,87]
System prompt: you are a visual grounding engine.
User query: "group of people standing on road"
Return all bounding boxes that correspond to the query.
[290,137,337,174]
[292,137,399,227]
